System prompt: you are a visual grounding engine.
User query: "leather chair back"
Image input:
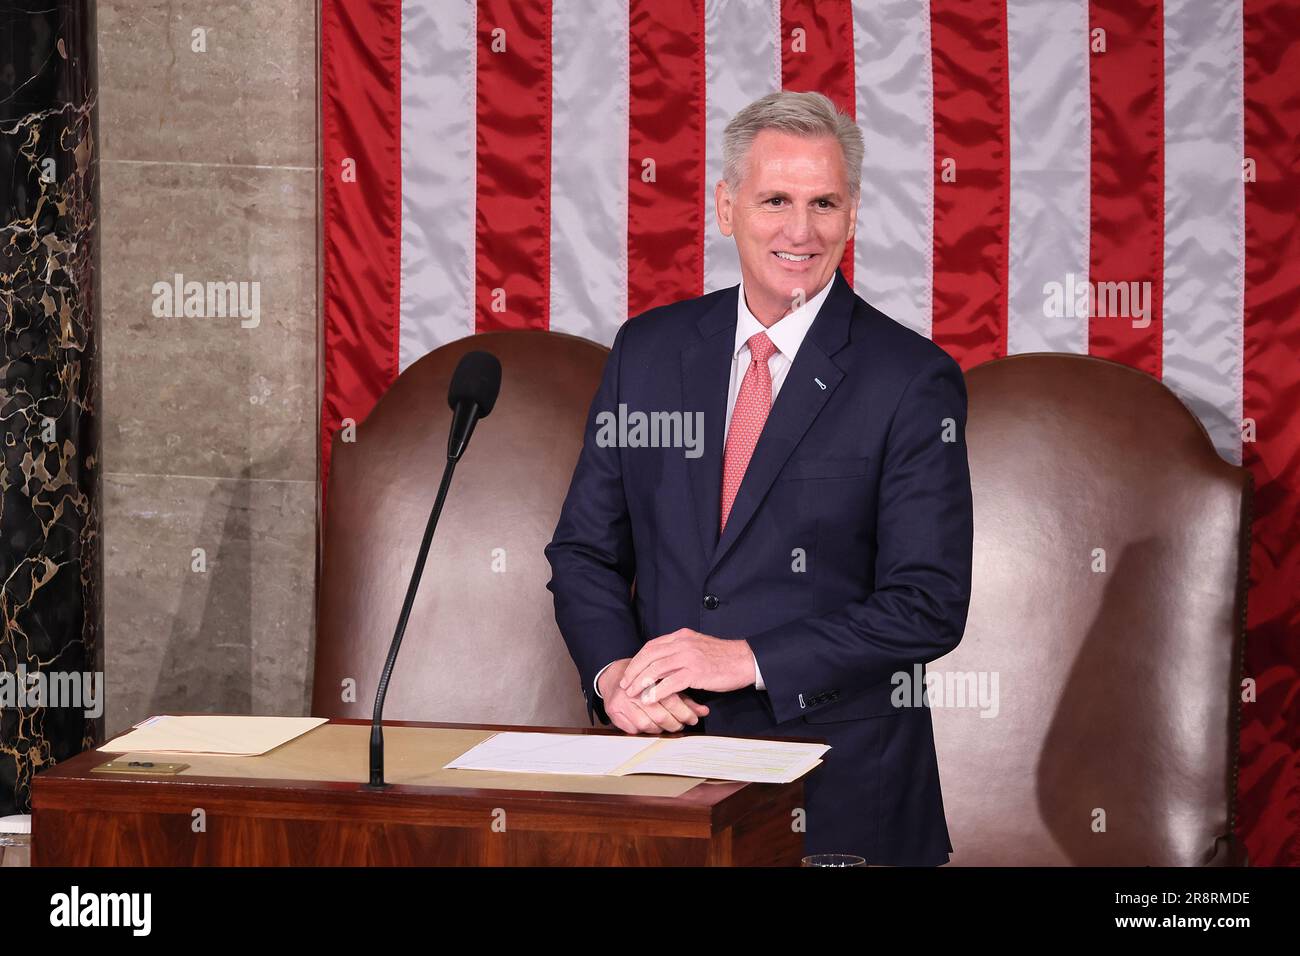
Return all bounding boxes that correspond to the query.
[932,353,1250,865]
[313,331,608,727]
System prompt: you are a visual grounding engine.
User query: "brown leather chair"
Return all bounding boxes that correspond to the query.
[313,330,609,726]
[932,353,1251,865]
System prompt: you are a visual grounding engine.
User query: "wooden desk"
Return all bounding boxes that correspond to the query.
[31,718,807,866]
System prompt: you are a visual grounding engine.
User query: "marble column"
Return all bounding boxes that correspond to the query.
[0,0,103,816]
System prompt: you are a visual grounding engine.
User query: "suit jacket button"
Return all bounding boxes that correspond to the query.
[702,594,720,610]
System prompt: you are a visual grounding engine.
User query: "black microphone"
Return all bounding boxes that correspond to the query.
[368,350,502,788]
[446,349,502,460]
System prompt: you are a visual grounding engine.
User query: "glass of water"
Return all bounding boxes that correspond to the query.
[0,815,32,868]
[801,853,867,867]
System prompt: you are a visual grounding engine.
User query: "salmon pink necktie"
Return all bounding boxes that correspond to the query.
[720,331,778,533]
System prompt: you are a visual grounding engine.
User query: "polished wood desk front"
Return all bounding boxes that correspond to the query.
[32,719,807,866]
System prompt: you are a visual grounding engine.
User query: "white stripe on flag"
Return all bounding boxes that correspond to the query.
[1006,0,1091,355]
[400,0,476,367]
[549,0,631,346]
[852,0,934,339]
[1162,0,1245,464]
[703,0,781,294]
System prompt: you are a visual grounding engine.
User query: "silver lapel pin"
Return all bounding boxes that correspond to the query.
[814,377,826,390]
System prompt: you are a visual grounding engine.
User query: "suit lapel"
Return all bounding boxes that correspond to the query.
[708,269,855,574]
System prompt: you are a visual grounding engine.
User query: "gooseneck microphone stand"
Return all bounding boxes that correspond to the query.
[367,453,457,789]
[365,349,499,790]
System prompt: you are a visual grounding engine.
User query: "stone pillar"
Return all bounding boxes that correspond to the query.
[0,0,102,816]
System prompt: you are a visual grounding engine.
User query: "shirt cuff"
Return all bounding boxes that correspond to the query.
[753,653,765,691]
[593,660,616,700]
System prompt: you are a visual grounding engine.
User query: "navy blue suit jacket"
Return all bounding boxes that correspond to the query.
[544,269,973,865]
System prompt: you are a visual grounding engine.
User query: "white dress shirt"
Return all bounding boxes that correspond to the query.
[594,276,836,702]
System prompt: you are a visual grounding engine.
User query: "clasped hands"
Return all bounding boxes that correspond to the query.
[597,629,755,736]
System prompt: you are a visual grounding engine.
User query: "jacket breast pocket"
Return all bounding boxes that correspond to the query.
[780,455,872,481]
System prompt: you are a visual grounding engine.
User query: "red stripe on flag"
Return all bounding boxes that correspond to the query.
[628,0,706,316]
[1086,0,1164,377]
[1240,0,1300,868]
[320,0,403,498]
[475,0,552,332]
[780,0,856,289]
[929,0,1010,368]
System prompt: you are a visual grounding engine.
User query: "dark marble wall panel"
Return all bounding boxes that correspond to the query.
[0,0,103,816]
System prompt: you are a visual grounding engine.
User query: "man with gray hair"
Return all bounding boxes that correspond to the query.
[547,90,973,865]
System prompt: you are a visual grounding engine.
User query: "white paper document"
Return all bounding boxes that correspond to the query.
[612,734,827,784]
[445,732,661,775]
[446,732,828,784]
[100,715,328,756]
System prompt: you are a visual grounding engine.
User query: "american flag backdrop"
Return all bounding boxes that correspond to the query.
[320,0,1299,864]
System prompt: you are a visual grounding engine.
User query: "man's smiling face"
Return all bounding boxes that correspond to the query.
[716,129,858,325]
